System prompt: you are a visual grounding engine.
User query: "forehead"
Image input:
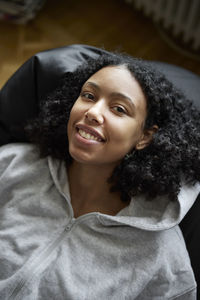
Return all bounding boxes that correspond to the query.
[85,65,147,110]
[86,65,136,87]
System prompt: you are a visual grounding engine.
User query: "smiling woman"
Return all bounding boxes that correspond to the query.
[25,52,200,203]
[0,49,200,299]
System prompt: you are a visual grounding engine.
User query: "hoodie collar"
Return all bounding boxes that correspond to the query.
[48,156,200,231]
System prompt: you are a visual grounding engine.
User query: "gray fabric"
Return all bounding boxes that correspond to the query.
[0,143,199,300]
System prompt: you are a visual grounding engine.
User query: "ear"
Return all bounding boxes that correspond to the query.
[136,125,158,150]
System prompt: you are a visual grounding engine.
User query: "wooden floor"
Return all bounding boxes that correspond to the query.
[0,0,200,88]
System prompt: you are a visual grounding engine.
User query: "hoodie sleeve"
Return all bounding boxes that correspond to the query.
[171,288,196,299]
[135,285,196,300]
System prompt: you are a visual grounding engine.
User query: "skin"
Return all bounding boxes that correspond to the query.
[67,65,157,218]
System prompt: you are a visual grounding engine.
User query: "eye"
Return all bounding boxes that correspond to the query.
[112,106,127,114]
[81,92,95,101]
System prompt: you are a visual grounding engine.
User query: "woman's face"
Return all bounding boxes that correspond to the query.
[67,65,148,167]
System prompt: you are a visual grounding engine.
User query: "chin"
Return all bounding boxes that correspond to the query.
[69,150,94,165]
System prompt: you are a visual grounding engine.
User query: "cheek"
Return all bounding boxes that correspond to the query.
[69,99,87,120]
[111,119,143,145]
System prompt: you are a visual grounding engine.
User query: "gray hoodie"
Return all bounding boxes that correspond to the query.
[0,143,199,300]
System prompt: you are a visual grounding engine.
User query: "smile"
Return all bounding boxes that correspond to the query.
[76,124,105,142]
[78,129,103,142]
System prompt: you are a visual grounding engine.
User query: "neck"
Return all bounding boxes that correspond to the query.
[68,161,128,217]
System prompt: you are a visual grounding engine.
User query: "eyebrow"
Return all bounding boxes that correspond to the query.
[84,81,136,109]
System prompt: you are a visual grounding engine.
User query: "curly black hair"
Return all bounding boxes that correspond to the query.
[25,51,200,202]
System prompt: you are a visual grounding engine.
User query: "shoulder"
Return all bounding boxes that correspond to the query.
[0,143,47,177]
[0,142,39,160]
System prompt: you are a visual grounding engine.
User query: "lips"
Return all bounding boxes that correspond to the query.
[76,124,106,142]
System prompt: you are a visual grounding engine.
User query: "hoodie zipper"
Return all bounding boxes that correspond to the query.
[8,219,75,300]
[8,213,100,300]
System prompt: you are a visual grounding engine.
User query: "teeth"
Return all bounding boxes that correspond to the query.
[79,129,101,141]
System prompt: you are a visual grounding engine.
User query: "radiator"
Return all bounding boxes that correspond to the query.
[0,0,46,23]
[125,0,200,51]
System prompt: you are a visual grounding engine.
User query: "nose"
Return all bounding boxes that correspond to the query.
[85,101,105,125]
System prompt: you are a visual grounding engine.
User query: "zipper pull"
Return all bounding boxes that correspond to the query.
[65,220,74,231]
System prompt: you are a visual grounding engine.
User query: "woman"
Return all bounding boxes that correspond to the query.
[0,51,199,299]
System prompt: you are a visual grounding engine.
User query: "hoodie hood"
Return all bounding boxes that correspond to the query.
[48,156,200,232]
[102,182,200,231]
